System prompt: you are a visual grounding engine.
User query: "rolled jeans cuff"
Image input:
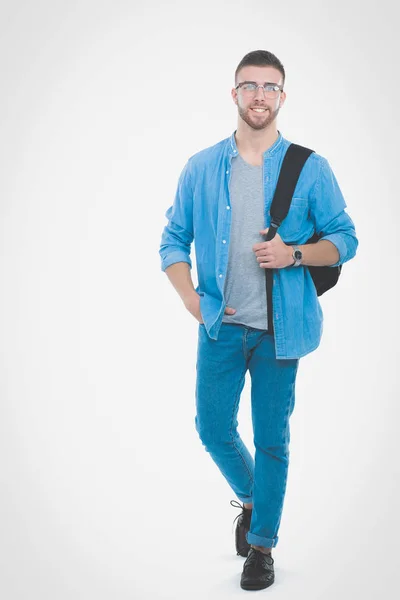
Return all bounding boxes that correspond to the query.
[246,531,279,549]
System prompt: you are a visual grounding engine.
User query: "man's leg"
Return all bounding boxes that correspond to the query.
[246,332,299,552]
[195,323,254,504]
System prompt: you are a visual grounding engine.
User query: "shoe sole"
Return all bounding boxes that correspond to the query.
[240,577,275,590]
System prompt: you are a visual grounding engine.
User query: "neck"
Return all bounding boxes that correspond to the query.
[234,123,279,156]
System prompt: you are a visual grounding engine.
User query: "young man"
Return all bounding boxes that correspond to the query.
[159,50,358,591]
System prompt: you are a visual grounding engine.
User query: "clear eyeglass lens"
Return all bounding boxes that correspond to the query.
[241,83,280,98]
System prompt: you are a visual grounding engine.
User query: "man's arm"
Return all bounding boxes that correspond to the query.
[293,239,339,267]
[159,160,194,273]
[164,262,197,305]
[160,160,205,321]
[256,156,358,270]
[302,156,359,268]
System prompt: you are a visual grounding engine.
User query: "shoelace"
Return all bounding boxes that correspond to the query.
[245,547,274,568]
[230,499,252,533]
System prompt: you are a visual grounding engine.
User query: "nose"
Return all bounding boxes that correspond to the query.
[254,86,266,100]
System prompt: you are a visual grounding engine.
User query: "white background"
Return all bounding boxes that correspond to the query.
[1,1,399,598]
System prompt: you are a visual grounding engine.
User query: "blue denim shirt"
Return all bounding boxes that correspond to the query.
[159,130,358,359]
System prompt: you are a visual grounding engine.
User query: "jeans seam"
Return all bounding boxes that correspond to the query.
[229,366,254,486]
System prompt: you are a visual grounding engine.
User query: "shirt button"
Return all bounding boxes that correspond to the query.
[222,239,226,244]
[226,170,229,174]
[276,313,279,319]
[226,206,230,210]
[219,274,223,278]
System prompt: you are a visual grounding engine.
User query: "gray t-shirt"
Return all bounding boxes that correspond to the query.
[222,153,268,330]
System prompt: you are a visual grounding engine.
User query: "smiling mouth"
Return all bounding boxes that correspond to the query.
[251,108,268,113]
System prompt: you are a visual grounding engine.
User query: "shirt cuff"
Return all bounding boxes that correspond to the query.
[161,251,192,272]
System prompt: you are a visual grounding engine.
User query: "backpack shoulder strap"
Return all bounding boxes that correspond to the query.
[266,143,315,240]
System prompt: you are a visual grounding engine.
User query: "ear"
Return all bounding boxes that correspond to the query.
[231,88,238,104]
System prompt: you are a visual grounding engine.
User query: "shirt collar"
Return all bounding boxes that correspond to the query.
[229,129,283,157]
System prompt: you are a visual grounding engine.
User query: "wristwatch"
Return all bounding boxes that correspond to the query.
[291,245,303,267]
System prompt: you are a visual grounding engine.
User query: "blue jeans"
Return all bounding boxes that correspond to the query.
[195,322,299,549]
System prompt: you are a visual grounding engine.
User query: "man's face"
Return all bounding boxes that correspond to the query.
[232,66,286,131]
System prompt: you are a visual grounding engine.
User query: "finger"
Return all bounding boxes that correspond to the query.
[253,243,264,251]
[253,240,272,252]
[257,253,274,262]
[255,247,271,258]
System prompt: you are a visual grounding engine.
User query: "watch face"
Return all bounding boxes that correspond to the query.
[294,250,302,260]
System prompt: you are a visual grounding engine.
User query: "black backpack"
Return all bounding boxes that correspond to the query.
[264,143,341,334]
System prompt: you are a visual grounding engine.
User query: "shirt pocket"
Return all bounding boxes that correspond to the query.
[276,197,309,242]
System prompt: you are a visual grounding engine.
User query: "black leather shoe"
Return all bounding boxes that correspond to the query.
[240,547,275,590]
[230,500,252,557]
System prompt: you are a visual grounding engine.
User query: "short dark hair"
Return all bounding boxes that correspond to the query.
[235,50,285,88]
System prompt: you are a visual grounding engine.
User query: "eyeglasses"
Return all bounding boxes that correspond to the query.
[235,81,283,98]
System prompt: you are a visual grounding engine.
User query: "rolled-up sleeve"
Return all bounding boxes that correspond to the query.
[310,156,359,268]
[159,160,194,272]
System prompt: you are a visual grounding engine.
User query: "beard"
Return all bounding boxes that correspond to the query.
[238,104,280,130]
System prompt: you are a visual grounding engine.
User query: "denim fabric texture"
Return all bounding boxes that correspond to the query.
[159,129,358,550]
[159,129,359,359]
[195,322,299,549]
